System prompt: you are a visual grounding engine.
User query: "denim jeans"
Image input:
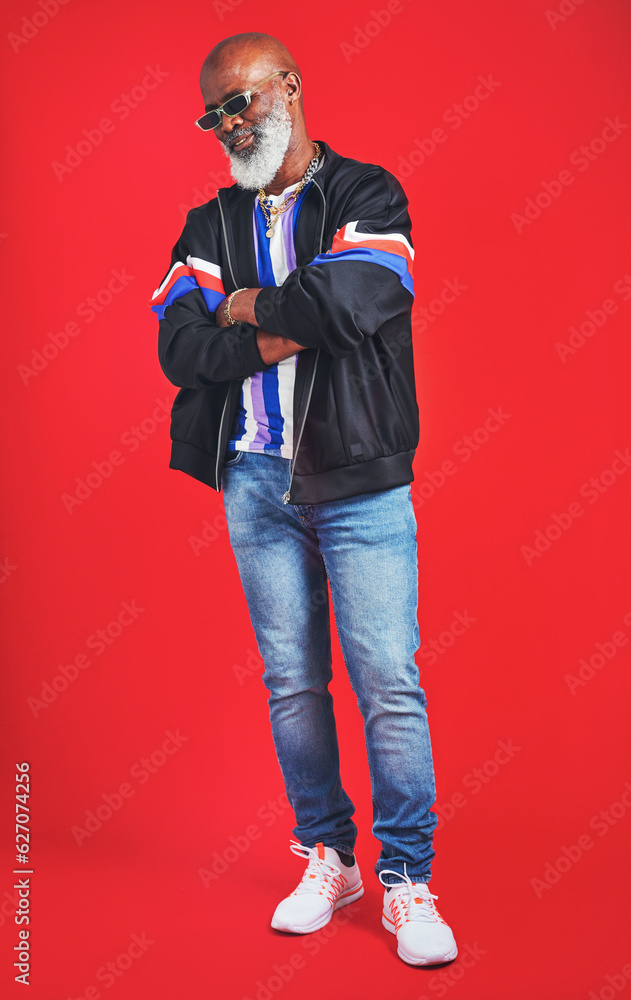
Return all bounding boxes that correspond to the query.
[221,450,438,883]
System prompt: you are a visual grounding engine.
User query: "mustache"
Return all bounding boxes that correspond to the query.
[222,125,257,150]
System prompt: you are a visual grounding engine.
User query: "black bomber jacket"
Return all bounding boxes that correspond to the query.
[151,139,419,505]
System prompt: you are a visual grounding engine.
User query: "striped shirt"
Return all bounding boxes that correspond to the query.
[227,156,324,459]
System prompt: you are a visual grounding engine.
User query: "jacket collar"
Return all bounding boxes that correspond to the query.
[216,139,337,288]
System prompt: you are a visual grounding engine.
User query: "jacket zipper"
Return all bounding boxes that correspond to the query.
[215,387,232,489]
[282,177,327,504]
[217,192,239,288]
[215,191,239,489]
[282,350,319,502]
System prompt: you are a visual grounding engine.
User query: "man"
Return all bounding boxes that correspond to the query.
[151,31,458,967]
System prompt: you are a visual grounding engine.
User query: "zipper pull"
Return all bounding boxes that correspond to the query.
[282,491,291,504]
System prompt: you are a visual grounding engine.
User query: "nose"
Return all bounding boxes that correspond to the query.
[217,110,245,137]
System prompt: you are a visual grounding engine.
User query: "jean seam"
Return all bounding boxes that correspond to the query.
[223,449,244,468]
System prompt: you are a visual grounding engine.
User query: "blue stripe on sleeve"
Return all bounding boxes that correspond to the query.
[200,288,224,314]
[151,275,197,317]
[308,246,414,296]
[151,275,224,320]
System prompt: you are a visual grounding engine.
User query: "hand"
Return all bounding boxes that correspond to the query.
[215,288,260,328]
[215,296,230,327]
[256,330,307,364]
[215,288,306,364]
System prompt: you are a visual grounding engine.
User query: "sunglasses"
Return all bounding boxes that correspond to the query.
[195,70,290,132]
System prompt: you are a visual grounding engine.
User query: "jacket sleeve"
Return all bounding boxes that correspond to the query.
[150,210,268,388]
[253,168,415,358]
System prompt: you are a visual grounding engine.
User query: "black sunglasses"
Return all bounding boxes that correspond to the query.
[195,70,290,132]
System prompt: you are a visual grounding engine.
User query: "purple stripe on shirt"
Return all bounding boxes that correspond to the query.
[252,208,260,272]
[248,372,272,448]
[281,204,297,273]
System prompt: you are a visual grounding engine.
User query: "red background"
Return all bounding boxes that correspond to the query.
[1,1,630,998]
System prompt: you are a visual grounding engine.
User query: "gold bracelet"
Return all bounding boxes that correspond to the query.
[224,288,248,326]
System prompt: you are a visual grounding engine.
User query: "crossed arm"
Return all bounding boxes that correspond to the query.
[157,172,414,388]
[215,287,307,365]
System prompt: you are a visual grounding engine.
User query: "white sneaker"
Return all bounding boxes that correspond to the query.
[379,867,458,966]
[271,840,364,934]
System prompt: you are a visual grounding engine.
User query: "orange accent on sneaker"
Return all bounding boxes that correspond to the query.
[316,843,325,860]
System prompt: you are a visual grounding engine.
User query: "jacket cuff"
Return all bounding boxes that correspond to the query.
[254,286,285,337]
[238,322,269,376]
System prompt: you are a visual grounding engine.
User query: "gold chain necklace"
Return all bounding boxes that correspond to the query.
[257,142,321,238]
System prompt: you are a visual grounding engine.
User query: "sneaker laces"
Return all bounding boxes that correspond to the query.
[289,840,345,900]
[379,864,441,925]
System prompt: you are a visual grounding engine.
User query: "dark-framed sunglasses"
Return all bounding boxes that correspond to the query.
[195,70,290,132]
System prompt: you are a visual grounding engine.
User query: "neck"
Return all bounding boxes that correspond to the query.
[262,130,316,195]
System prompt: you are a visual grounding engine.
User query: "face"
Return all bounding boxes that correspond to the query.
[200,61,296,189]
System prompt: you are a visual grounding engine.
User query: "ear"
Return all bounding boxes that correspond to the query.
[284,72,302,105]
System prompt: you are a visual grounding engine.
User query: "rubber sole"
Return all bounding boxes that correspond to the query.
[271,882,364,934]
[382,912,458,966]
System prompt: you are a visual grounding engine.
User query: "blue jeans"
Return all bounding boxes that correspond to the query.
[221,451,438,884]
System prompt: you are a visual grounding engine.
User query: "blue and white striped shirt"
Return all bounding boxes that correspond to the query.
[227,157,324,459]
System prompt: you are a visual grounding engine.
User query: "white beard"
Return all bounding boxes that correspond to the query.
[221,94,293,190]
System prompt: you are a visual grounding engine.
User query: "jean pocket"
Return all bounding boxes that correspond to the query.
[223,448,244,468]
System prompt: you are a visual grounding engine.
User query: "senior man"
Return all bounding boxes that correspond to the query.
[151,32,457,967]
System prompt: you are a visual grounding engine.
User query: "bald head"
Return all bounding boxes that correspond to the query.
[200,32,300,91]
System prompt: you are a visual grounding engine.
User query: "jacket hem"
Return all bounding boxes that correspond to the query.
[289,451,416,505]
[169,441,220,492]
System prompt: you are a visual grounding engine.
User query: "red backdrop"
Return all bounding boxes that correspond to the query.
[2,1,630,998]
